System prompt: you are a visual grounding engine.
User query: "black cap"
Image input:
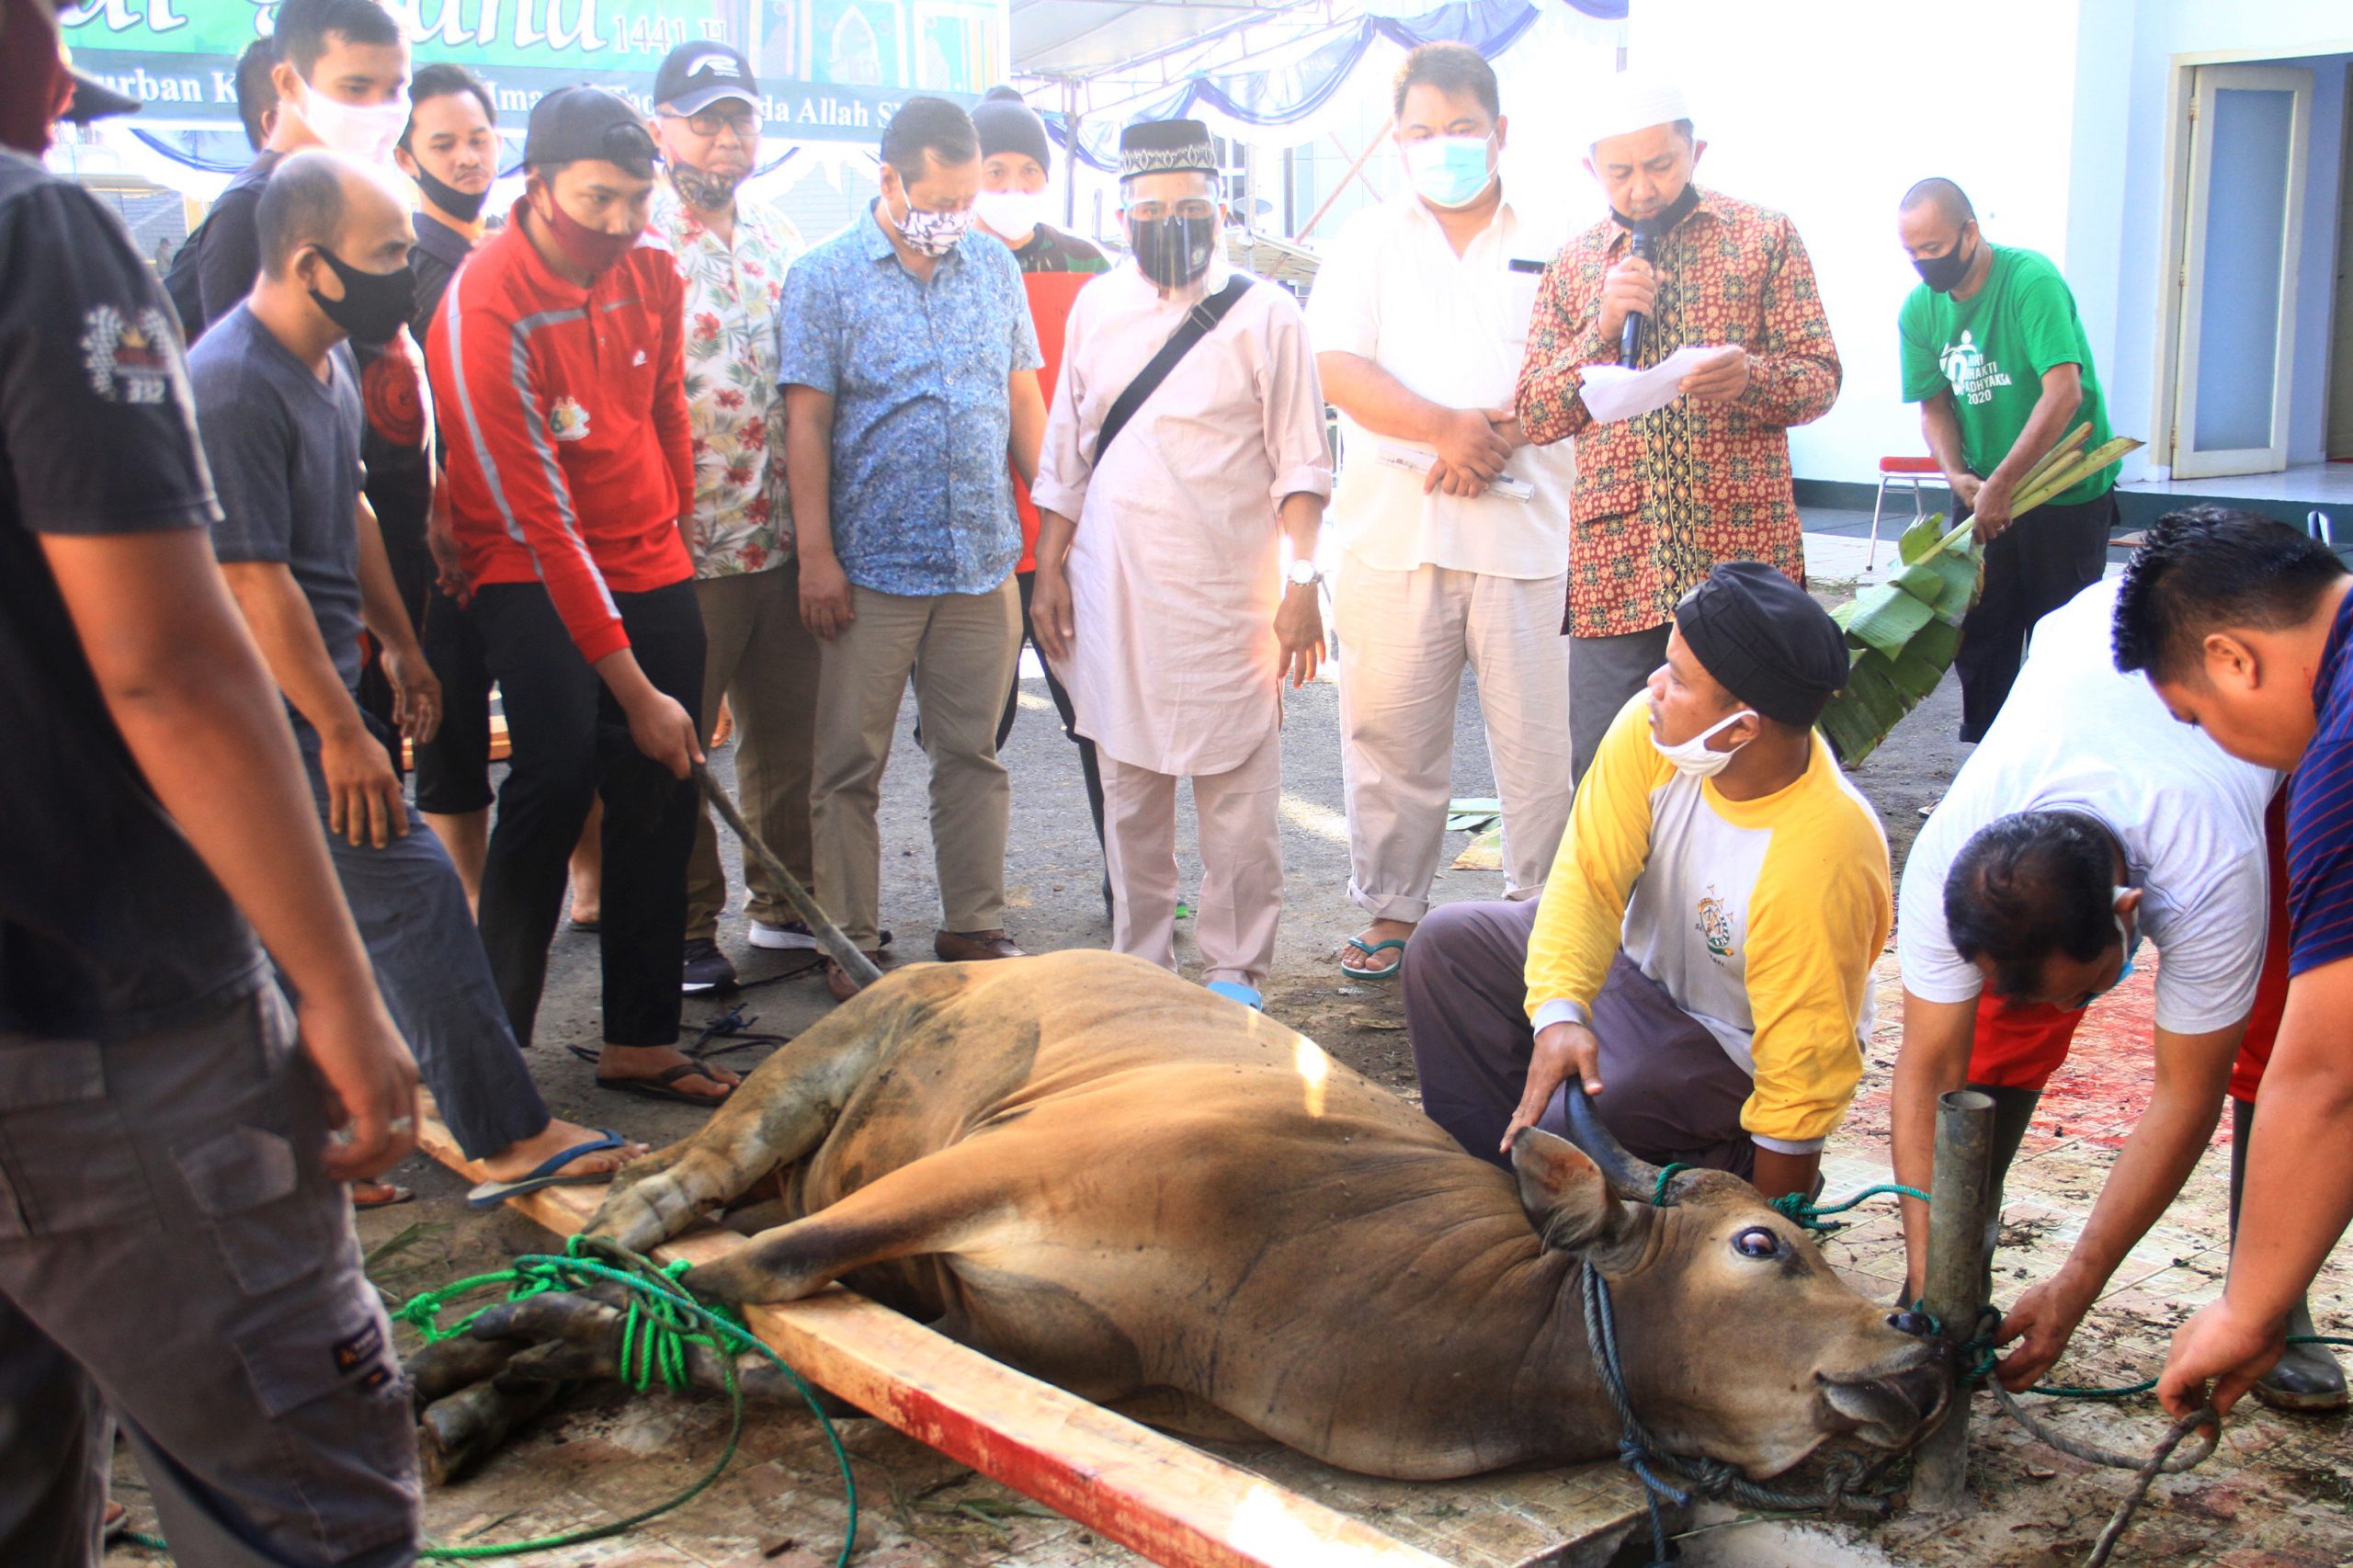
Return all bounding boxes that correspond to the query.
[653,41,759,115]
[972,85,1049,174]
[1672,561,1850,728]
[62,70,142,124]
[1119,118,1218,179]
[523,86,658,169]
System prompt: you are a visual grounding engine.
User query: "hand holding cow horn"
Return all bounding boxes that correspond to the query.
[1504,1021,1605,1153]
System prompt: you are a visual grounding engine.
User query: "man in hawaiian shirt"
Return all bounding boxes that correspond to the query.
[647,40,813,994]
[1515,74,1841,787]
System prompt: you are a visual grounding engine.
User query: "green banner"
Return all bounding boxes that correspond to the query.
[63,0,1009,141]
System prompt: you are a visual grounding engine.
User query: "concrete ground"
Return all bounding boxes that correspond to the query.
[106,517,2350,1568]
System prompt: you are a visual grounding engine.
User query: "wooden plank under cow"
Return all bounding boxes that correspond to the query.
[416,1119,1455,1568]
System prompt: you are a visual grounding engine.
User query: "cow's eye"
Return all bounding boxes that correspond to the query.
[1732,1227,1779,1260]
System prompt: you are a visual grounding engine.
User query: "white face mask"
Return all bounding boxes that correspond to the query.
[972,188,1046,240]
[300,82,410,164]
[889,192,972,256]
[1649,708,1756,778]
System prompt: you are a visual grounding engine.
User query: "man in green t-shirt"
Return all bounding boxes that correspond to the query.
[1897,177,2120,741]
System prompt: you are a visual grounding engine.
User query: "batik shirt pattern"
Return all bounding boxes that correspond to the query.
[1515,187,1840,638]
[651,186,804,578]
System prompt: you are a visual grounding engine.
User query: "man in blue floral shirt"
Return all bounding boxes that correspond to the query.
[647,40,814,994]
[778,95,1047,1000]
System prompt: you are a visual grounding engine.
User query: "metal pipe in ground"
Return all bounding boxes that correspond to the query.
[1913,1087,1995,1513]
[693,762,882,988]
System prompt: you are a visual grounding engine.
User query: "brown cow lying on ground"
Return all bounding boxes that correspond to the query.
[409,950,1949,1483]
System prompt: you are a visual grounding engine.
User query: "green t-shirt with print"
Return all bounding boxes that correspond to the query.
[1897,244,2114,506]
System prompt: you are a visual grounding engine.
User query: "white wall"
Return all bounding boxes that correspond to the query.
[1630,0,2353,488]
[1627,0,2090,488]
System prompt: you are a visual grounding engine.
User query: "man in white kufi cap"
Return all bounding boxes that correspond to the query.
[1514,69,1843,788]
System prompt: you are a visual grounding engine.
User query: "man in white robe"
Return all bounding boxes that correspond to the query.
[1030,118,1332,1009]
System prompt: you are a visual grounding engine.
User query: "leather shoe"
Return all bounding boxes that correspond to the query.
[934,929,1025,962]
[824,956,881,1003]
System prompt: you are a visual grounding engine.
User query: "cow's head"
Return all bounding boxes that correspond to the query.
[1513,1095,1950,1480]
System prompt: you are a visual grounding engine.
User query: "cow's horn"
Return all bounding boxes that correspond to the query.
[1561,1082,1664,1202]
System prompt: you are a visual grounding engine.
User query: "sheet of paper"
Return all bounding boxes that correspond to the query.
[1375,444,1534,503]
[1575,344,1725,424]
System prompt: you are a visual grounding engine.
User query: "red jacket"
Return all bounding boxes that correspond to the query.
[427,204,694,664]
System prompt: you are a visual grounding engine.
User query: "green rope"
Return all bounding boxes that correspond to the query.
[1649,1161,1930,1235]
[125,1237,858,1564]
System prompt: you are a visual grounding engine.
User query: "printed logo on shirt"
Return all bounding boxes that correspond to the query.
[79,304,176,404]
[548,396,592,441]
[632,348,648,367]
[1938,330,2015,406]
[1696,887,1736,959]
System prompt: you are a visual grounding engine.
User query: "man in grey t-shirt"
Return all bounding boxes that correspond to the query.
[191,151,644,1208]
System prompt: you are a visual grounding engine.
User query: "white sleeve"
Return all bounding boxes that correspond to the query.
[1895,820,1982,1004]
[2147,858,2267,1035]
[1302,210,1380,358]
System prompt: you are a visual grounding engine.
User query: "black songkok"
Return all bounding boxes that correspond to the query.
[1672,561,1849,728]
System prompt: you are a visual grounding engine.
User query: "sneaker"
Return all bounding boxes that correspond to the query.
[748,917,819,951]
[682,938,737,994]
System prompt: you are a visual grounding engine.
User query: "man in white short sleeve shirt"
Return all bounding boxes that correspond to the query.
[1892,576,2287,1393]
[1307,41,1575,983]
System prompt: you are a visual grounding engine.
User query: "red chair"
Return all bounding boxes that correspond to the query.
[1870,455,1942,571]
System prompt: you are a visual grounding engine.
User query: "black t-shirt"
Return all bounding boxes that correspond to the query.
[0,152,267,1039]
[409,210,474,344]
[189,149,281,343]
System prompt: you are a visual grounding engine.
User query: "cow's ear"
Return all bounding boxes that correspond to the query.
[1513,1129,1643,1252]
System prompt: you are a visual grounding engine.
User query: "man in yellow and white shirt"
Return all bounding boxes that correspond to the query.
[1404,562,1890,1199]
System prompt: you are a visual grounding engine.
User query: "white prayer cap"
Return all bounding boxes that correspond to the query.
[1585,73,1694,146]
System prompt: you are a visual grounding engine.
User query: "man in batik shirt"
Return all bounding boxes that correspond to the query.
[1516,74,1840,787]
[646,40,813,994]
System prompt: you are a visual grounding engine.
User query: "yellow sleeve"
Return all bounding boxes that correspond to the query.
[1524,696,1665,1024]
[1738,790,1894,1149]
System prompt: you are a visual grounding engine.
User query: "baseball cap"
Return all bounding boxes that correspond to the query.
[654,42,760,116]
[62,71,142,124]
[522,85,658,168]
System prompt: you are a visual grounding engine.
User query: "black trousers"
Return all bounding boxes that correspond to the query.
[1954,490,2116,742]
[355,502,436,769]
[473,579,705,1049]
[413,582,496,815]
[1003,569,1106,853]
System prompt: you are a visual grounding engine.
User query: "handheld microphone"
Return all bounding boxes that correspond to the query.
[1619,222,1659,368]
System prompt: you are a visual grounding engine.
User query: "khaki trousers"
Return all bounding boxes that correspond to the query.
[1334,556,1572,923]
[1099,721,1283,991]
[687,562,821,942]
[811,577,1019,949]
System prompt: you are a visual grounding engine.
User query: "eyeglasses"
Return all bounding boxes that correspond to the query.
[1125,199,1218,222]
[664,108,759,138]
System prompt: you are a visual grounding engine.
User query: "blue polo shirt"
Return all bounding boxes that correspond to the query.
[775,202,1041,597]
[2288,586,2353,977]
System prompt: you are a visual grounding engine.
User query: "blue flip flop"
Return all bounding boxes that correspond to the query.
[1205,980,1264,1011]
[465,1130,632,1210]
[1341,936,1407,980]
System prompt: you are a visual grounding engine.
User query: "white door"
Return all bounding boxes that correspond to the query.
[2171,64,2312,479]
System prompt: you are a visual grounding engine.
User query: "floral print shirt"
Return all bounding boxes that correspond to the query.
[1515,187,1840,638]
[649,185,804,578]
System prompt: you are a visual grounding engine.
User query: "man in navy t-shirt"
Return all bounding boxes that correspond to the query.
[2109,506,2353,1421]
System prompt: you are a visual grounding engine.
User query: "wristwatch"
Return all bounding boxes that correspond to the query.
[1287,558,1323,589]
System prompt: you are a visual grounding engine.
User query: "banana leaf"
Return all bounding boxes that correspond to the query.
[1818,510,1984,767]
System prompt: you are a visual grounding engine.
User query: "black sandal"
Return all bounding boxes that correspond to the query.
[595,1062,734,1106]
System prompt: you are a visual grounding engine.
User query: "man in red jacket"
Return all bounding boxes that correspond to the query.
[427,86,730,1106]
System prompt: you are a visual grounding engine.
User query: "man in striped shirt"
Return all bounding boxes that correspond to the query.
[2109,509,2353,1421]
[427,86,732,1107]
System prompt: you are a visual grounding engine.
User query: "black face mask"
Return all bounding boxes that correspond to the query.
[1130,210,1219,290]
[413,164,489,224]
[1608,180,1701,237]
[667,159,745,211]
[1915,230,1976,294]
[308,246,417,346]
